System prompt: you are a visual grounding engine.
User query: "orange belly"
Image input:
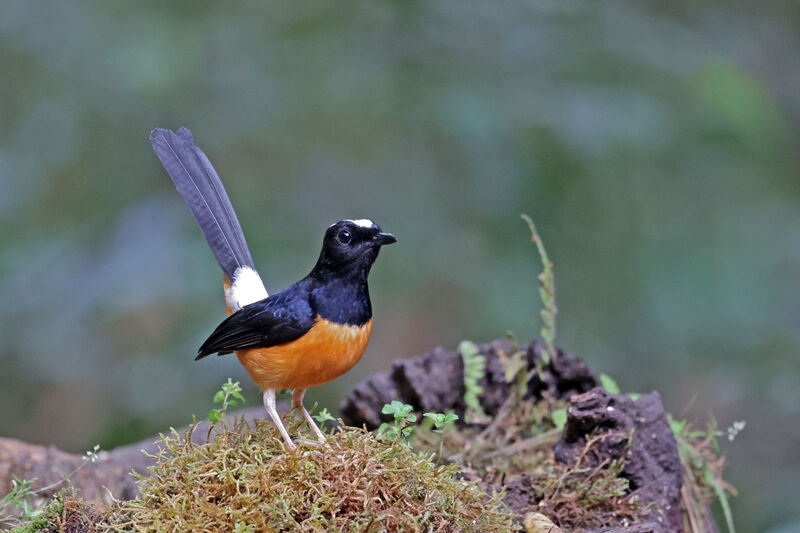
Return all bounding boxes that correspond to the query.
[235,317,373,390]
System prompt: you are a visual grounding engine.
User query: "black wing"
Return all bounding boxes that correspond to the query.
[196,285,314,359]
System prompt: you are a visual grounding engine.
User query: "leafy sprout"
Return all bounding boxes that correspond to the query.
[0,442,102,529]
[423,411,460,464]
[0,476,38,524]
[599,373,621,395]
[422,412,459,434]
[459,340,488,423]
[551,408,568,430]
[209,378,246,424]
[377,401,418,444]
[312,408,336,431]
[670,415,737,533]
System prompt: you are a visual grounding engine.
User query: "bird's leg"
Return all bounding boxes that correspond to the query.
[292,388,327,444]
[263,388,296,451]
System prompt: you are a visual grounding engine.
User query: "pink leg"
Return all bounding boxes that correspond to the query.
[292,389,327,444]
[263,389,296,451]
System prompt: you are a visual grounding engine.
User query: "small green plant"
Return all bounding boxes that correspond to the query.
[522,213,557,366]
[499,331,529,399]
[599,373,621,395]
[459,340,488,423]
[5,490,67,533]
[0,477,39,526]
[423,412,459,463]
[422,412,459,434]
[233,522,256,533]
[550,408,567,430]
[377,401,418,444]
[312,408,336,431]
[2,443,101,530]
[670,415,738,533]
[208,378,246,423]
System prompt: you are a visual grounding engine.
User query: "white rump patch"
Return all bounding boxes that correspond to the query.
[226,266,268,311]
[348,219,376,228]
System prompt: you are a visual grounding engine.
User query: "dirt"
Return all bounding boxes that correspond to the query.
[43,500,102,533]
[554,388,683,532]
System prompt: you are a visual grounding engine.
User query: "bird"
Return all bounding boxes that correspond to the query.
[149,127,396,451]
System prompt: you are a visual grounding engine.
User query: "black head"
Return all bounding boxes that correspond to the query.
[311,219,396,279]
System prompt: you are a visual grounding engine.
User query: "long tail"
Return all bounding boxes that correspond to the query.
[149,127,256,283]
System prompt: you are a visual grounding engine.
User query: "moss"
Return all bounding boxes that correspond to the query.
[414,395,649,531]
[10,399,729,533]
[95,417,515,532]
[9,492,64,533]
[520,437,645,530]
[414,397,565,481]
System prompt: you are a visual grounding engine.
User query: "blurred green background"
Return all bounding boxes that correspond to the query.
[1,0,798,530]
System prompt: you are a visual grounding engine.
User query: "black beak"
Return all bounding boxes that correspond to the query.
[372,232,397,246]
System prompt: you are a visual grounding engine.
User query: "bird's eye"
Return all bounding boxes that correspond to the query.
[338,229,352,244]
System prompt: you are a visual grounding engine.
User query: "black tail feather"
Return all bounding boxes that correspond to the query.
[150,127,255,281]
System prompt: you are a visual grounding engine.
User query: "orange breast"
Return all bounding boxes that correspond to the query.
[235,317,373,390]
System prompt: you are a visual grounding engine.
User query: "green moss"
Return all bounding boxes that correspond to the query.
[96,417,515,532]
[521,434,644,530]
[9,492,64,533]
[414,394,649,531]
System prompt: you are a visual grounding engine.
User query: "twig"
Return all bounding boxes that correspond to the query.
[482,428,561,459]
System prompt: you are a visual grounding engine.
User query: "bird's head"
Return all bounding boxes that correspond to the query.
[312,219,396,279]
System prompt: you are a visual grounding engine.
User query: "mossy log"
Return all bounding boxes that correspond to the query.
[1,340,711,532]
